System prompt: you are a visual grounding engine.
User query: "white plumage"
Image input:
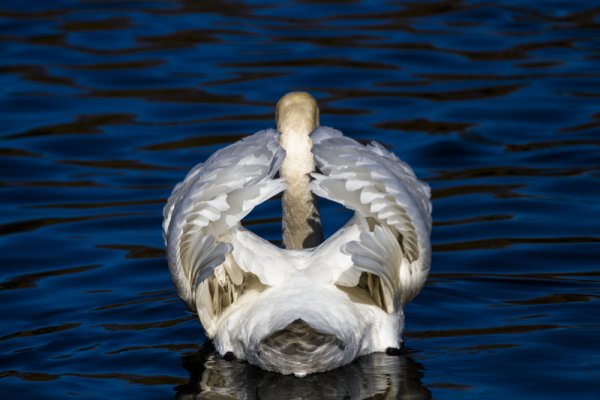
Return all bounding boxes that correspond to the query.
[163,92,431,377]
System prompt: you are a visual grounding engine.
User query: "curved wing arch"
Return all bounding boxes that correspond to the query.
[310,127,432,310]
[163,129,286,335]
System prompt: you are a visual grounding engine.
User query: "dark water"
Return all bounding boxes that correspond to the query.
[1,0,599,398]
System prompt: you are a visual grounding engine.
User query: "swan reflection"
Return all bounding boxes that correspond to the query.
[175,345,431,399]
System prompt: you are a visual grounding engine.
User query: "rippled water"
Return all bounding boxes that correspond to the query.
[1,0,599,398]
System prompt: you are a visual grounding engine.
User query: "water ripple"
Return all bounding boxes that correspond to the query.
[100,316,194,331]
[0,264,100,291]
[0,323,81,342]
[433,236,600,252]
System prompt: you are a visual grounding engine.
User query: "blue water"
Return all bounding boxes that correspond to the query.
[1,0,599,398]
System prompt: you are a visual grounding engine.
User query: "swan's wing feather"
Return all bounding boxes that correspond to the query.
[163,129,283,238]
[365,141,432,231]
[342,225,404,311]
[311,129,431,305]
[164,130,286,331]
[311,134,429,263]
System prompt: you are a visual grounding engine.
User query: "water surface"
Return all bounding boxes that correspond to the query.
[1,0,599,399]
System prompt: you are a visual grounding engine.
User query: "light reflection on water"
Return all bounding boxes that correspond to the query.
[1,0,599,399]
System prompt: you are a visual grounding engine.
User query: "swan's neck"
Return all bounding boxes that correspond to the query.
[277,92,323,249]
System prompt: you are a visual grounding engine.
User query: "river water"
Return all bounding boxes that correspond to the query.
[1,1,599,399]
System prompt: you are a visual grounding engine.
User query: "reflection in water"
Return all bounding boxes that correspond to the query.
[175,345,431,399]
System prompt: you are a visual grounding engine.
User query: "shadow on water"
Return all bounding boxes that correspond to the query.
[175,344,431,400]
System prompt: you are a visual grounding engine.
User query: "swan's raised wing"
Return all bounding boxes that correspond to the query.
[310,127,432,308]
[163,129,286,334]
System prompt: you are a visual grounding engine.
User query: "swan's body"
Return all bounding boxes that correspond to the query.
[163,92,432,376]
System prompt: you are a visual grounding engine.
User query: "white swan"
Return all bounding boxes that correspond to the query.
[163,92,432,377]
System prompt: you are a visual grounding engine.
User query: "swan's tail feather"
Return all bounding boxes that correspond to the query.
[256,319,346,376]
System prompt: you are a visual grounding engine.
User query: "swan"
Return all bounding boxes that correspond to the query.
[163,92,432,377]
